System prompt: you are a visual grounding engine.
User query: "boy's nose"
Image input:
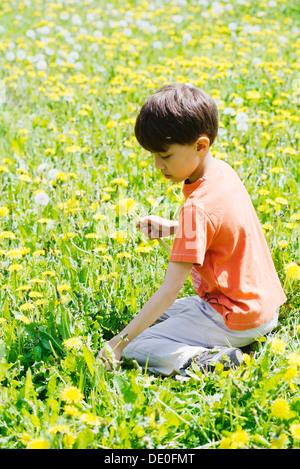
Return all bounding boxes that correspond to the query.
[154,155,166,169]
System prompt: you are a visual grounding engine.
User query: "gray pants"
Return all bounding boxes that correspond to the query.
[122,296,278,376]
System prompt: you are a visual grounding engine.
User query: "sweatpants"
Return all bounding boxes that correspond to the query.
[121,296,279,376]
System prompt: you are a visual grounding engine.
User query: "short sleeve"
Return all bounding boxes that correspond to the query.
[169,203,214,266]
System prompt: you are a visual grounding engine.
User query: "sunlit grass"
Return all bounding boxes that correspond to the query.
[0,0,299,449]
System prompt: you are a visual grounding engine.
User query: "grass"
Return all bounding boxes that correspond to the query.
[0,0,299,449]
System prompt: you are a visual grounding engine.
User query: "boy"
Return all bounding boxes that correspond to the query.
[100,84,286,376]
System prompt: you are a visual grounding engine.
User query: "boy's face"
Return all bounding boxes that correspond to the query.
[152,137,211,184]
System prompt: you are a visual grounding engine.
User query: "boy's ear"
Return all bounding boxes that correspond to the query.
[195,136,210,152]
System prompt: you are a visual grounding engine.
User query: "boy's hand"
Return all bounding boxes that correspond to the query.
[99,342,122,371]
[137,215,178,239]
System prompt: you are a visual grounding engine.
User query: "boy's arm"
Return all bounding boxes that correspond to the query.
[100,261,193,366]
[137,216,179,239]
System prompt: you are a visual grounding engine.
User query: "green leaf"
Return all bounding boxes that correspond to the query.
[74,427,94,449]
[0,340,6,363]
[2,300,10,320]
[113,375,138,404]
[83,344,95,377]
[47,375,57,397]
[24,369,37,401]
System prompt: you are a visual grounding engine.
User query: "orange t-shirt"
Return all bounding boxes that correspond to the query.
[169,159,286,330]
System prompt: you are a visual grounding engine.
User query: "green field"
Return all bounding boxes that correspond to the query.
[0,0,299,449]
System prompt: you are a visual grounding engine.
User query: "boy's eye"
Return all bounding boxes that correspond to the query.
[161,155,170,159]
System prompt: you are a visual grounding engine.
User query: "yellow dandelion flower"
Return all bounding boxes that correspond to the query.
[101,193,111,202]
[90,202,99,211]
[146,196,159,206]
[47,424,70,435]
[62,337,83,351]
[262,222,273,231]
[270,337,286,354]
[246,90,261,100]
[94,246,107,253]
[283,367,297,383]
[28,291,43,299]
[269,167,284,174]
[0,207,9,217]
[102,254,112,261]
[26,437,50,449]
[35,299,47,306]
[93,213,106,221]
[19,432,31,446]
[32,250,46,256]
[18,128,28,135]
[0,231,16,240]
[134,246,153,253]
[79,412,101,426]
[42,270,56,277]
[275,197,288,205]
[290,213,300,221]
[57,284,72,294]
[284,262,300,280]
[218,437,234,449]
[242,353,252,366]
[110,177,128,187]
[64,405,81,417]
[6,248,30,258]
[110,231,127,244]
[62,433,76,449]
[65,232,77,239]
[8,264,23,272]
[29,278,45,284]
[270,398,290,419]
[285,222,298,230]
[65,145,81,153]
[115,198,136,216]
[270,433,289,449]
[85,233,98,239]
[19,315,30,324]
[78,109,89,116]
[20,303,35,311]
[290,423,300,440]
[231,430,249,448]
[0,318,6,324]
[258,189,269,195]
[116,252,132,259]
[60,385,84,403]
[108,272,118,279]
[38,218,52,224]
[278,240,288,248]
[287,352,300,367]
[56,172,68,182]
[19,174,32,182]
[106,120,117,129]
[16,285,31,292]
[45,148,55,155]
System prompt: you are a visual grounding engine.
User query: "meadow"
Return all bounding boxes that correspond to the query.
[0,0,299,450]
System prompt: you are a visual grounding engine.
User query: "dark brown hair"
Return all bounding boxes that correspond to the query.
[134,84,218,153]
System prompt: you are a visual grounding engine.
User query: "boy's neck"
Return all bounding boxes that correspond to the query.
[186,150,215,184]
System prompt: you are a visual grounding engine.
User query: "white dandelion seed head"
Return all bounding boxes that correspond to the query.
[236,122,249,132]
[37,163,50,173]
[34,192,50,206]
[235,111,249,123]
[47,169,60,180]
